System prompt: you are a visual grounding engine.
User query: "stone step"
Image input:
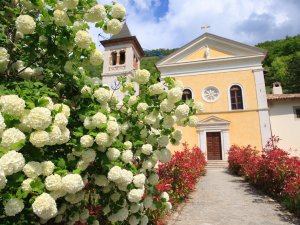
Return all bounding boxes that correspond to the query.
[206,160,228,168]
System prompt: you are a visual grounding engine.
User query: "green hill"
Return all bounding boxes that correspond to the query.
[141,35,300,93]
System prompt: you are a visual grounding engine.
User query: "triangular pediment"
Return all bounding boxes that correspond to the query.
[199,116,230,124]
[156,33,266,66]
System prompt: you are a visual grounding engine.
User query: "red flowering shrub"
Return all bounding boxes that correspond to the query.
[158,143,207,205]
[147,144,207,224]
[228,139,300,215]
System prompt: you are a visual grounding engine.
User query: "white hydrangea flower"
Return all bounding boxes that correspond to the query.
[168,87,183,103]
[45,174,62,191]
[148,173,159,185]
[82,149,96,163]
[0,95,25,116]
[4,198,24,216]
[141,215,149,225]
[173,129,182,141]
[117,207,129,221]
[124,141,132,150]
[161,192,170,201]
[23,161,42,178]
[41,161,55,176]
[54,103,70,118]
[106,19,123,35]
[54,113,68,128]
[158,135,169,147]
[64,190,84,204]
[90,49,103,65]
[140,128,148,139]
[79,208,90,222]
[74,30,92,49]
[84,4,106,22]
[83,117,94,130]
[94,175,109,187]
[32,193,57,220]
[143,196,153,208]
[121,150,133,163]
[18,67,34,79]
[27,107,52,130]
[1,128,25,149]
[93,87,110,103]
[128,95,138,106]
[107,120,119,137]
[77,160,89,171]
[56,127,70,144]
[50,189,67,200]
[162,115,176,129]
[21,178,33,192]
[111,3,126,19]
[129,215,139,225]
[48,125,62,146]
[107,166,122,182]
[63,0,78,9]
[149,83,165,95]
[193,102,204,113]
[127,188,144,203]
[62,174,84,194]
[111,192,121,202]
[160,148,172,163]
[160,98,175,112]
[164,202,172,210]
[134,69,150,84]
[81,85,92,97]
[92,112,107,128]
[141,144,153,155]
[15,15,36,34]
[188,115,199,127]
[0,168,7,190]
[30,130,50,147]
[53,10,69,26]
[175,104,190,119]
[142,160,154,170]
[95,132,110,147]
[106,147,120,161]
[133,174,146,188]
[118,169,133,186]
[0,113,5,137]
[0,150,25,176]
[80,135,94,148]
[0,47,9,72]
[137,102,148,113]
[130,203,140,213]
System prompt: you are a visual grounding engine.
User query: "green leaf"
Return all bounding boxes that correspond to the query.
[30,178,45,194]
[56,158,66,170]
[72,168,81,174]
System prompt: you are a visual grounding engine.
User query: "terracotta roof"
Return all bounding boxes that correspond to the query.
[267,94,300,101]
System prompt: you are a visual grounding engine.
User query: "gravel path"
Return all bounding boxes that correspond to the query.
[168,168,299,225]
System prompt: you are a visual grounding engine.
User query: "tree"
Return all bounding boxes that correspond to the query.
[286,52,300,93]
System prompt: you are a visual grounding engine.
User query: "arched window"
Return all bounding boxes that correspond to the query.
[182,89,192,101]
[120,51,126,64]
[230,85,244,110]
[111,52,117,65]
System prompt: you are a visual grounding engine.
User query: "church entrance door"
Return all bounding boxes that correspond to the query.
[206,132,222,160]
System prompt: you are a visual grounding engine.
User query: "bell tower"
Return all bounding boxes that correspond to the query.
[100,23,144,99]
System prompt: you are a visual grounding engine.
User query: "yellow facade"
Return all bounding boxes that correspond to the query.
[169,70,263,153]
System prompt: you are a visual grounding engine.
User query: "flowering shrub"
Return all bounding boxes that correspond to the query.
[0,1,205,223]
[149,144,206,224]
[228,143,300,215]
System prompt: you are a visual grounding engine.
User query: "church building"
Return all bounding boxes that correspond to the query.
[156,33,272,160]
[100,24,273,161]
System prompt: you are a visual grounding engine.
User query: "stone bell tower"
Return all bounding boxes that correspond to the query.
[100,23,144,99]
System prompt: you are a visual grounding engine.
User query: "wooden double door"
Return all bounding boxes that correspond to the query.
[206,132,222,160]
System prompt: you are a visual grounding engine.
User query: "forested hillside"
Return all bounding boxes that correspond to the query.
[140,35,300,93]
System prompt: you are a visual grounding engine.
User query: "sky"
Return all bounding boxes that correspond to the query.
[91,0,300,50]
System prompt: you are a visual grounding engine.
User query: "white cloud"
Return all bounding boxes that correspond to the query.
[91,0,300,50]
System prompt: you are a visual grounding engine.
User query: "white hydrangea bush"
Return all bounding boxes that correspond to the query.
[0,0,205,224]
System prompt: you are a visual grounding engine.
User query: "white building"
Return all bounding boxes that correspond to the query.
[268,83,300,156]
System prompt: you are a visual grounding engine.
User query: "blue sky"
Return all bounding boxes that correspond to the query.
[92,0,300,50]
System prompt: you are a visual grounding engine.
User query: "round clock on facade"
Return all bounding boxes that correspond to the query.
[202,86,220,102]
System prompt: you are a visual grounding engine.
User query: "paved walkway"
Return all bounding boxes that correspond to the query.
[168,168,299,225]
